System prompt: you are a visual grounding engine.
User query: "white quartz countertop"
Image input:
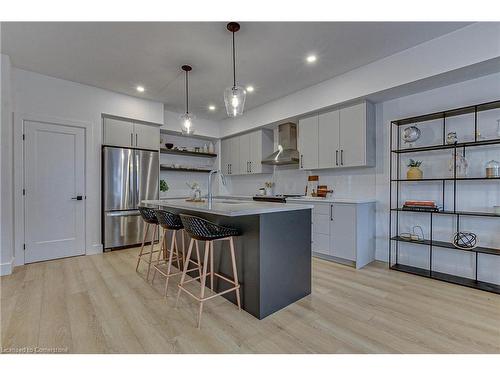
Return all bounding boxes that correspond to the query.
[287,197,376,204]
[141,198,313,217]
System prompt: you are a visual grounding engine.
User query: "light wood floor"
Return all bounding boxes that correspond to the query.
[1,246,499,353]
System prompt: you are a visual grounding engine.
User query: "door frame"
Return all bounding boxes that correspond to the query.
[13,113,93,266]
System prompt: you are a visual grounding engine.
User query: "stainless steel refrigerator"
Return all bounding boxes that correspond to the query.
[102,146,159,250]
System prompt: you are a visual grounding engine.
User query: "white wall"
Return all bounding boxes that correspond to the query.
[223,72,500,284]
[0,53,14,275]
[9,68,164,268]
[163,109,220,139]
[220,22,500,137]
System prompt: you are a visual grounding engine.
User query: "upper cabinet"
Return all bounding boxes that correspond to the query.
[298,101,375,170]
[103,117,160,150]
[297,115,319,170]
[220,129,273,175]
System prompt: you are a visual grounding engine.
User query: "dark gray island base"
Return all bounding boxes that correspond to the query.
[142,200,312,319]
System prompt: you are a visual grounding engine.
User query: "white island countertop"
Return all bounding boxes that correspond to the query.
[141,198,313,217]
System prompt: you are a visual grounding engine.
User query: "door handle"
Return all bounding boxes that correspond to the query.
[300,155,303,168]
[247,161,249,173]
[131,133,133,146]
[135,133,138,146]
[71,195,83,201]
[250,161,252,173]
[341,149,344,166]
[336,150,339,166]
[330,204,333,221]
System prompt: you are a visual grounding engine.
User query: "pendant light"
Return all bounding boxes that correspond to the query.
[180,65,194,135]
[224,22,246,117]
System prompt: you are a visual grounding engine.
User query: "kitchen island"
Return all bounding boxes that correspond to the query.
[141,198,313,319]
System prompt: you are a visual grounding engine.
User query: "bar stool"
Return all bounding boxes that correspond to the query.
[151,209,203,297]
[176,214,241,328]
[136,206,161,281]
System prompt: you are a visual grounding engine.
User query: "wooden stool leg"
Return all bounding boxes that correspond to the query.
[175,231,182,271]
[210,241,214,290]
[152,227,166,284]
[164,230,177,297]
[229,237,241,311]
[176,238,194,307]
[136,222,149,272]
[195,240,202,277]
[197,241,211,329]
[146,224,157,281]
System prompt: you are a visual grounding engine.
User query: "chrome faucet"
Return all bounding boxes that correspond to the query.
[207,169,226,208]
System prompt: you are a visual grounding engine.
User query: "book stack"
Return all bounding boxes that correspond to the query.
[402,200,441,212]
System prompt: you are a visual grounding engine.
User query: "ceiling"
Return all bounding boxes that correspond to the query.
[1,22,471,120]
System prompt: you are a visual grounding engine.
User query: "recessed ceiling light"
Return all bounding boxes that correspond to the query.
[136,86,145,92]
[306,55,317,64]
[246,86,254,93]
[208,105,216,111]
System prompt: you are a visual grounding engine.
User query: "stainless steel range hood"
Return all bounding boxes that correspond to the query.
[261,123,299,165]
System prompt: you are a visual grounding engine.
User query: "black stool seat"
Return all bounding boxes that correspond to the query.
[154,209,183,230]
[180,214,240,241]
[138,206,159,225]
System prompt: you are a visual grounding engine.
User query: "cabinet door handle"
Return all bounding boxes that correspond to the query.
[131,133,133,146]
[341,149,344,166]
[300,155,303,168]
[249,161,252,173]
[336,150,339,166]
[135,133,138,146]
[247,161,250,173]
[330,205,333,221]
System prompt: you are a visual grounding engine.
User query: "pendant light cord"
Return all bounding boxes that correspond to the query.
[185,70,189,114]
[232,31,236,88]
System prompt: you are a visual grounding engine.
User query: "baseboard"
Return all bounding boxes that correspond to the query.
[0,258,13,276]
[87,243,103,255]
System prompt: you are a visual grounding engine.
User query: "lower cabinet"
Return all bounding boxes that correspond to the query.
[308,201,375,269]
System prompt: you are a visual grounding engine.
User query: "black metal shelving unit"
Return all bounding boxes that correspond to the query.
[389,99,500,294]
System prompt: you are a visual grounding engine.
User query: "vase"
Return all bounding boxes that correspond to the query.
[407,167,423,180]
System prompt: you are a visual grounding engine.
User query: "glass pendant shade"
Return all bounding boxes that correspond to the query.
[180,112,194,135]
[224,85,246,117]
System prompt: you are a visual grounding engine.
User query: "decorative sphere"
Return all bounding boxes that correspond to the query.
[402,126,421,144]
[453,232,478,250]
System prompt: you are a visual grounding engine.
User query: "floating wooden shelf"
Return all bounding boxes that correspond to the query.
[160,166,211,173]
[160,148,217,158]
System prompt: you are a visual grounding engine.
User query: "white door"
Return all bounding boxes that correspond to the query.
[24,121,86,263]
[318,110,340,168]
[298,115,319,170]
[133,122,159,150]
[103,117,134,147]
[339,103,366,167]
[238,133,251,174]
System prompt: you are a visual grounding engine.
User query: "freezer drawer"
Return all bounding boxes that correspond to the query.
[104,210,151,249]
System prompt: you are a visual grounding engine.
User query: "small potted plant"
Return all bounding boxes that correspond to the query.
[264,181,275,196]
[160,179,169,193]
[407,159,423,180]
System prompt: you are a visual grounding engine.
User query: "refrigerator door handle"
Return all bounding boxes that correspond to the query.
[106,210,140,217]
